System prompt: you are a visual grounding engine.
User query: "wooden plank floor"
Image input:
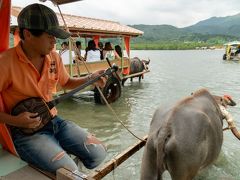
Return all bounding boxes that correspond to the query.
[0,147,26,177]
[0,146,52,180]
[1,166,51,180]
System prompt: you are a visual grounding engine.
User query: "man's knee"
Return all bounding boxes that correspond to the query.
[86,134,105,148]
[83,134,107,169]
[51,151,65,162]
[50,151,78,173]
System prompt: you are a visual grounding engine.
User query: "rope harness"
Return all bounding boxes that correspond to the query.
[219,105,236,131]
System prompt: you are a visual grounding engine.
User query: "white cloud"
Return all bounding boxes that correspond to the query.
[12,0,240,27]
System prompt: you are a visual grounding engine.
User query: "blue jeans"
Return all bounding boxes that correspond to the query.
[11,116,107,173]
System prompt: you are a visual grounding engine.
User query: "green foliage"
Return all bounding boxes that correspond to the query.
[131,41,209,50]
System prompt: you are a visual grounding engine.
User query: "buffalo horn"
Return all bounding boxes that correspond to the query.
[220,105,240,140]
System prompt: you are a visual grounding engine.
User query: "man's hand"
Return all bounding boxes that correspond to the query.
[90,70,107,88]
[13,112,42,129]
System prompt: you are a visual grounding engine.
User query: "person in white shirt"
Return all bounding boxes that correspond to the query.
[61,49,75,65]
[74,41,85,62]
[85,40,101,62]
[59,41,68,55]
[59,41,76,64]
[103,42,120,60]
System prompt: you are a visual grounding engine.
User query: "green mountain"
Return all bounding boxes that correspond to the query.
[129,13,240,49]
[184,13,240,37]
[130,24,190,42]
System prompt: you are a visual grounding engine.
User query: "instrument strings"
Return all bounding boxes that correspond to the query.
[33,104,51,117]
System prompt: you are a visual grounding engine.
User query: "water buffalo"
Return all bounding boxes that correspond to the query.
[140,88,238,180]
[129,57,150,81]
[130,57,150,73]
[121,57,150,86]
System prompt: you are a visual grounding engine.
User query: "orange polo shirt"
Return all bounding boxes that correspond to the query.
[0,42,70,116]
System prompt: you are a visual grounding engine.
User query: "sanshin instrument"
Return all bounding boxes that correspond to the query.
[11,65,118,135]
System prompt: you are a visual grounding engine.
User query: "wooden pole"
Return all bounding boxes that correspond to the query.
[86,135,148,180]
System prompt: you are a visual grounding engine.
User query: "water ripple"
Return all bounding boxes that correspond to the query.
[58,50,240,179]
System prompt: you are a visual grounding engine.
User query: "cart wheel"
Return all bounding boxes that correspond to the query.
[94,76,121,104]
[223,54,226,60]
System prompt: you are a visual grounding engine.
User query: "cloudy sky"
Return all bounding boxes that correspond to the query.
[12,0,240,28]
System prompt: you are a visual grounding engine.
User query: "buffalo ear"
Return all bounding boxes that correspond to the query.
[220,97,228,107]
[220,97,223,102]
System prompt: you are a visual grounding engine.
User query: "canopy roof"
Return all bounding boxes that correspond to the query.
[224,41,240,47]
[11,6,143,38]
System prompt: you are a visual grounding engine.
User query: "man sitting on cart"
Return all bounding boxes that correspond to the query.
[0,3,107,174]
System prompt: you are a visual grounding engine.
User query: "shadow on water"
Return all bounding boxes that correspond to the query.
[57,49,240,179]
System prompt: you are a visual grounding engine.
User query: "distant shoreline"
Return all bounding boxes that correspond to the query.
[130,43,224,50]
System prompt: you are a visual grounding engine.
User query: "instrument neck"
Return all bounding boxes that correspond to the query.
[46,66,117,109]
